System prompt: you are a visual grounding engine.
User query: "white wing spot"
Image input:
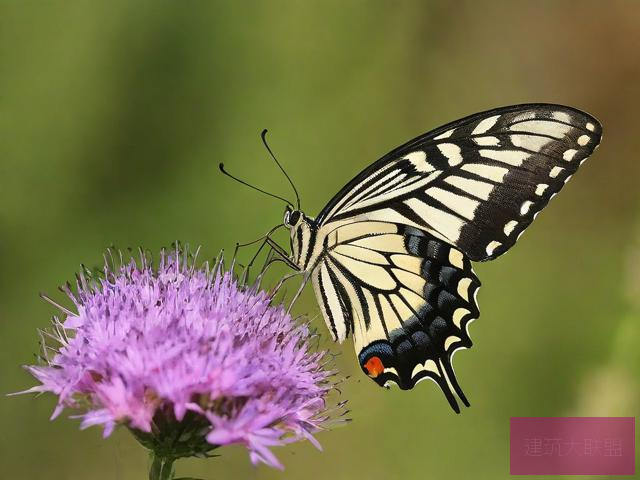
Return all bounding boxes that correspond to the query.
[444,336,460,350]
[383,367,400,377]
[509,120,572,139]
[411,363,427,378]
[444,176,494,200]
[552,111,571,123]
[472,115,500,135]
[461,163,508,182]
[434,129,454,140]
[586,122,595,131]
[403,151,434,173]
[411,360,438,378]
[479,149,529,166]
[503,220,518,236]
[452,308,470,328]
[549,166,564,178]
[564,175,573,184]
[426,187,479,220]
[404,198,464,242]
[563,149,578,161]
[535,184,548,196]
[473,136,500,146]
[578,135,590,146]
[513,112,536,122]
[437,143,463,166]
[511,134,552,152]
[457,277,472,301]
[520,200,533,216]
[486,240,501,256]
[448,249,465,269]
[403,151,426,162]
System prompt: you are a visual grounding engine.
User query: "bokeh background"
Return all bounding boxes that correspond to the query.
[1,1,639,478]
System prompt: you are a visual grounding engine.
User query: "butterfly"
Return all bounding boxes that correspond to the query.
[221,103,602,413]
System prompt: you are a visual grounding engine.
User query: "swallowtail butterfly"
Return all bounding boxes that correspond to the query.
[222,104,602,413]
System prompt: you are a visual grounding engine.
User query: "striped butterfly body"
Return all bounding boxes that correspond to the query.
[279,104,601,413]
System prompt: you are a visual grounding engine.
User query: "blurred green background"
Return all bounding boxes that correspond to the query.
[1,1,639,478]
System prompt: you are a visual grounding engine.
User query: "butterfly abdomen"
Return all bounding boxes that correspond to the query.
[289,215,320,270]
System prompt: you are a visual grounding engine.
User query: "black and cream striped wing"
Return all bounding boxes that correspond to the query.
[311,220,480,412]
[308,104,602,410]
[316,104,602,261]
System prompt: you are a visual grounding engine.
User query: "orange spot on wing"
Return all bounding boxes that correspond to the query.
[364,356,385,378]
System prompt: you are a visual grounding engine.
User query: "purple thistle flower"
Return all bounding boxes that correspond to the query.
[19,246,346,474]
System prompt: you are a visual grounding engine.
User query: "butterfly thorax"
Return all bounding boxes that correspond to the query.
[283,209,320,271]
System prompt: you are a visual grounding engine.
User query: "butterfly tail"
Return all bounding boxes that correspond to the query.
[441,355,470,409]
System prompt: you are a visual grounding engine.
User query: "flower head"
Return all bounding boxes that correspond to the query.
[22,246,345,470]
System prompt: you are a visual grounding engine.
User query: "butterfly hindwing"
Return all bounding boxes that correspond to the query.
[311,220,480,412]
[318,104,603,261]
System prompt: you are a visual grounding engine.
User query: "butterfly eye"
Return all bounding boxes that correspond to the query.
[289,211,301,225]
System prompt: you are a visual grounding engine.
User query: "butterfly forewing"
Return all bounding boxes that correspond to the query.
[318,104,602,261]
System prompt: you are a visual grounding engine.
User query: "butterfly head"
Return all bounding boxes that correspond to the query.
[283,206,303,229]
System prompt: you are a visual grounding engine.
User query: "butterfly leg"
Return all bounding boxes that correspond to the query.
[236,231,306,308]
[255,248,292,289]
[265,236,299,270]
[285,273,311,314]
[269,270,305,296]
[234,226,287,283]
[233,225,283,258]
[258,244,308,311]
[248,236,302,293]
[240,237,272,284]
[233,225,282,277]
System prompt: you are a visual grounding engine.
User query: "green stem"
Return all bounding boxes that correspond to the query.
[149,452,176,480]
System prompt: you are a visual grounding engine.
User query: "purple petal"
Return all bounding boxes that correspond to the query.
[20,247,346,469]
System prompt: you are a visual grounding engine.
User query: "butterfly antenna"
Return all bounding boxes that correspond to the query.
[261,129,301,210]
[219,163,294,207]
